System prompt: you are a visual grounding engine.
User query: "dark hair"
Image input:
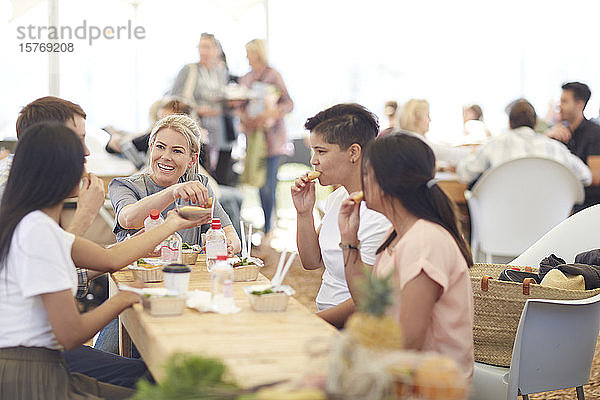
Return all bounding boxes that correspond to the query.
[466,104,483,121]
[363,133,473,267]
[508,99,537,130]
[15,96,86,139]
[304,103,379,150]
[562,82,591,108]
[0,123,85,267]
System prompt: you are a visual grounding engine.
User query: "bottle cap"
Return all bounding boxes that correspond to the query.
[149,209,160,220]
[216,255,228,261]
[211,218,221,230]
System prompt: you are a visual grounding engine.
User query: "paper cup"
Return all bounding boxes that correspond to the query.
[162,264,191,294]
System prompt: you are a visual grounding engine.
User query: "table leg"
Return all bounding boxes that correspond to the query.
[119,316,133,358]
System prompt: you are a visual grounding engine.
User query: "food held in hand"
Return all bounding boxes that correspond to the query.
[205,197,213,208]
[350,191,364,203]
[306,171,321,181]
[178,205,211,220]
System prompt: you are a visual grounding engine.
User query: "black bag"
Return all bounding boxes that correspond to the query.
[498,268,541,284]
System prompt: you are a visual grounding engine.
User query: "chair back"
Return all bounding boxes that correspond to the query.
[467,157,584,260]
[508,294,600,398]
[510,204,600,267]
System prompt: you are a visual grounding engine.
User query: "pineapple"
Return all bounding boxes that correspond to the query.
[345,270,403,350]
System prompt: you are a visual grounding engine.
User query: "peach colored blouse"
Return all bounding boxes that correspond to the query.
[374,219,474,379]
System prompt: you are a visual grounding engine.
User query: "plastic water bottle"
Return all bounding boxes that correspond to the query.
[160,232,182,264]
[211,255,234,312]
[205,218,227,272]
[144,209,164,257]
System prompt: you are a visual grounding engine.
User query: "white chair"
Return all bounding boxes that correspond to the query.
[470,293,600,400]
[466,157,584,263]
[510,204,600,267]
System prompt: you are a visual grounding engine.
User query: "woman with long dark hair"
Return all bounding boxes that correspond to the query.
[0,123,198,399]
[338,132,474,379]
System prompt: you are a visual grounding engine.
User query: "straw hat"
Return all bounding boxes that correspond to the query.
[540,269,586,291]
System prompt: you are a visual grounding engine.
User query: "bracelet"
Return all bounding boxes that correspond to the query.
[339,242,361,251]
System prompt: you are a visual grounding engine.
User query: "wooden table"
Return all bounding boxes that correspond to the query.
[436,171,467,205]
[109,261,338,387]
[436,172,471,242]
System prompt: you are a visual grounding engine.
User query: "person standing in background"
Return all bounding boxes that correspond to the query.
[239,39,293,236]
[170,33,237,186]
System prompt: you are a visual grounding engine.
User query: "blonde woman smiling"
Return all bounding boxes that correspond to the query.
[110,114,240,251]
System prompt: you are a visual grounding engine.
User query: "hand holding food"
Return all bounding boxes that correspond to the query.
[171,181,209,205]
[306,171,321,181]
[338,194,362,245]
[350,190,364,203]
[291,172,318,214]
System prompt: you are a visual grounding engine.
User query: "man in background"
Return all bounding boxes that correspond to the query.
[545,82,600,211]
[457,99,591,187]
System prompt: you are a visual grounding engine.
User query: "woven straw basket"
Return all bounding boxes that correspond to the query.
[471,263,600,366]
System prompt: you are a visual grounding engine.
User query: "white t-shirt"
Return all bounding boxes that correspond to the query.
[0,210,77,349]
[316,187,391,311]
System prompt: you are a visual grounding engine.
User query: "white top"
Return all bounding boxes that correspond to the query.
[456,126,592,185]
[316,186,391,311]
[462,119,490,145]
[0,211,77,349]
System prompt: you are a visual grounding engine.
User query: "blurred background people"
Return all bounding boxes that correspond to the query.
[544,82,600,211]
[239,38,293,236]
[399,98,431,136]
[462,104,491,144]
[398,98,470,170]
[104,97,205,170]
[456,99,591,187]
[170,33,238,186]
[379,100,398,136]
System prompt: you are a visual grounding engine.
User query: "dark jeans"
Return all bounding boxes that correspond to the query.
[259,156,280,233]
[94,318,140,359]
[63,345,151,389]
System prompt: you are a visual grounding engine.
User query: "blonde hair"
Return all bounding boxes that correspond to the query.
[245,38,269,65]
[399,99,430,134]
[146,114,201,182]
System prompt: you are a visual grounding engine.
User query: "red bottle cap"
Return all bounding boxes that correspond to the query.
[150,209,160,220]
[211,218,221,230]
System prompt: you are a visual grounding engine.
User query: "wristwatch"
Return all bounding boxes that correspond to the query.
[339,242,361,251]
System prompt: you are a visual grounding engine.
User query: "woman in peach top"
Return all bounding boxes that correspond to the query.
[338,132,475,378]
